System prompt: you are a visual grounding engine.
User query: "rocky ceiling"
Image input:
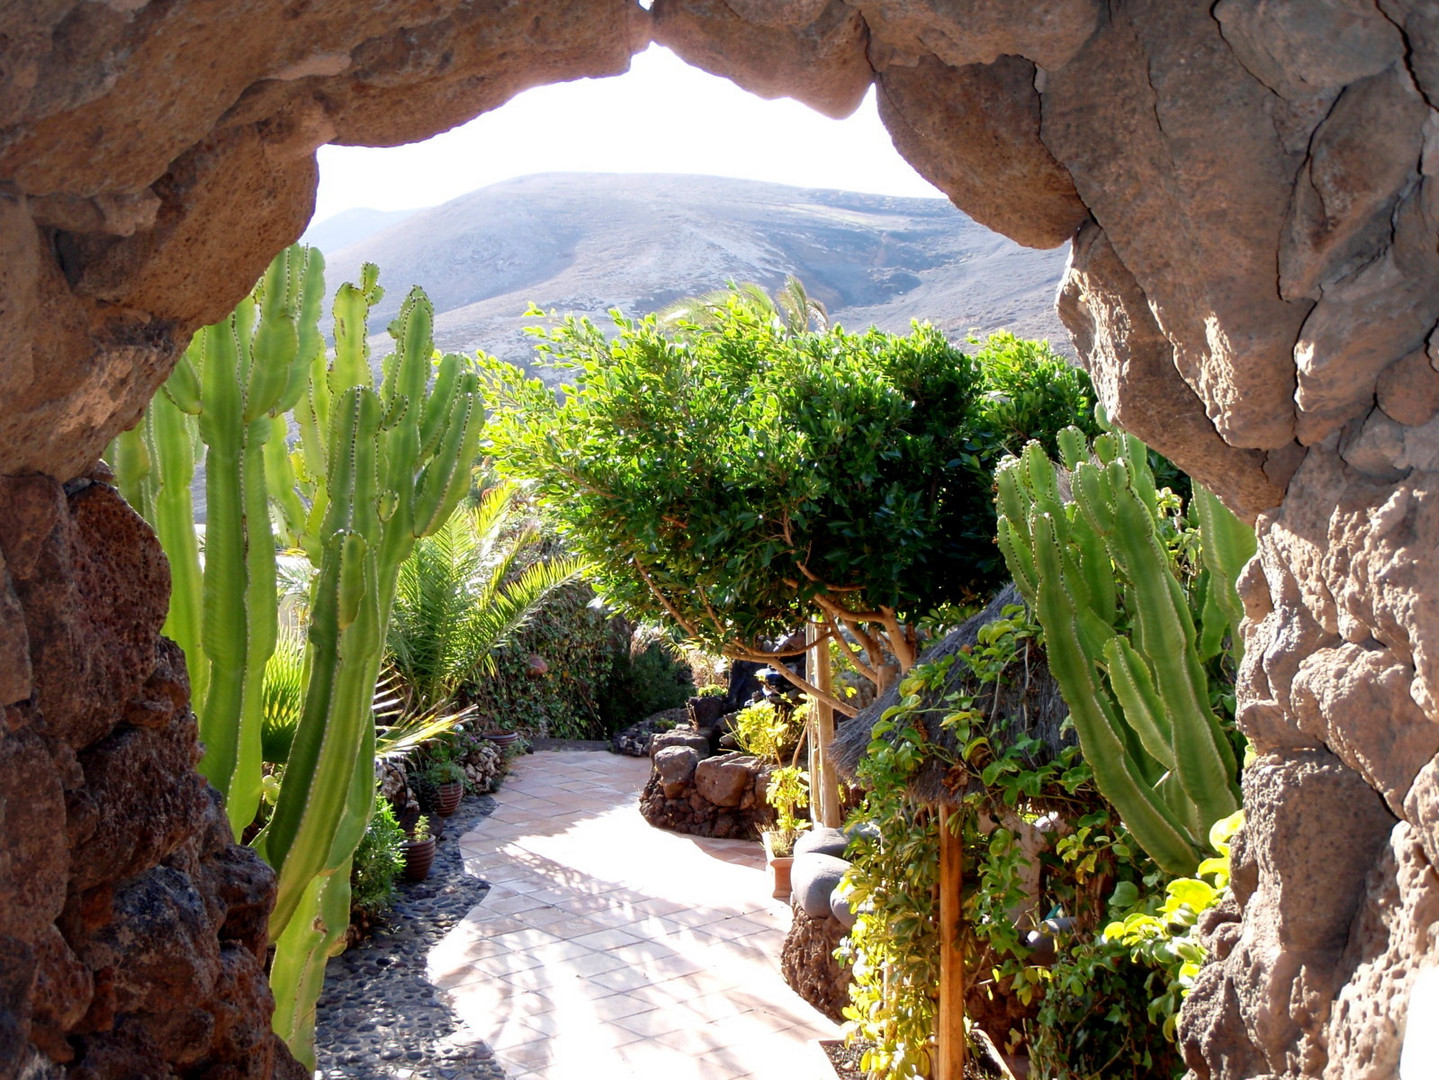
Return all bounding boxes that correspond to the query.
[2,2,1437,1077]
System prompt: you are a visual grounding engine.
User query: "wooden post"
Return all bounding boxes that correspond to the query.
[937,805,965,1079]
[806,620,841,827]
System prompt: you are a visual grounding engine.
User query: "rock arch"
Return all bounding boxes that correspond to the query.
[2,2,1436,1077]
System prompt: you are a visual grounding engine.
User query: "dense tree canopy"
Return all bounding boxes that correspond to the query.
[480,299,1095,712]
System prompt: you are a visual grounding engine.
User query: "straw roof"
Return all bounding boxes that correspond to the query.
[829,584,1073,808]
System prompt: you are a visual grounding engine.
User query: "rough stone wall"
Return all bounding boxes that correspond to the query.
[3,2,1438,1078]
[779,907,851,1023]
[0,471,306,1079]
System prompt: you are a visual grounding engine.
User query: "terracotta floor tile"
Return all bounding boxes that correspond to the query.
[567,927,648,952]
[429,750,836,1078]
[492,1039,555,1070]
[610,1006,696,1039]
[516,938,601,964]
[583,962,670,994]
[583,992,659,1022]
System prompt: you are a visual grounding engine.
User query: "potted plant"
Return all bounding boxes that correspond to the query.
[401,815,436,882]
[481,721,522,750]
[350,796,406,938]
[420,758,466,817]
[762,765,810,900]
[732,700,812,899]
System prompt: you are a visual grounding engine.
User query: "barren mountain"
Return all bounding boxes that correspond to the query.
[317,173,1072,370]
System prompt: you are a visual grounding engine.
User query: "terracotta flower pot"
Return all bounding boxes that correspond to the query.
[434,780,464,818]
[763,832,795,901]
[483,731,520,749]
[402,837,436,882]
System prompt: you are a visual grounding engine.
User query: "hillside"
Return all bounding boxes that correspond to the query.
[316,173,1071,369]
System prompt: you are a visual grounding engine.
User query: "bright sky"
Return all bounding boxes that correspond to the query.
[311,44,944,224]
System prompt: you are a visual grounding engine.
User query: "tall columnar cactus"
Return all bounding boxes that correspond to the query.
[111,248,324,834]
[190,259,315,834]
[111,380,207,708]
[254,276,485,1063]
[995,427,1253,875]
[111,246,485,1067]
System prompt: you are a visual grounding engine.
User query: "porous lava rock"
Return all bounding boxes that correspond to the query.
[780,906,852,1023]
[4,4,1439,1078]
[639,731,773,839]
[0,476,303,1078]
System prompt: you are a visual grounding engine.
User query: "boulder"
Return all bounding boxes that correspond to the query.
[638,747,771,839]
[830,883,856,929]
[794,826,850,859]
[694,752,762,808]
[654,745,700,799]
[792,852,852,920]
[650,729,711,759]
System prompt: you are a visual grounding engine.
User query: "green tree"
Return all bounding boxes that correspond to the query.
[481,301,1094,713]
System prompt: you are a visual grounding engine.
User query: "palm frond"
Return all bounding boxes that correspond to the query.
[386,478,582,717]
[450,555,588,687]
[375,701,478,761]
[778,274,828,334]
[261,620,308,764]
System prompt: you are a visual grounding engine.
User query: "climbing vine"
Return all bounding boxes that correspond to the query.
[839,607,1234,1079]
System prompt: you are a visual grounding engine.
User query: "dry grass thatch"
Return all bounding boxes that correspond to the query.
[829,584,1073,808]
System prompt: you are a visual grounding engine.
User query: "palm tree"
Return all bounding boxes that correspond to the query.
[385,481,584,718]
[658,274,829,336]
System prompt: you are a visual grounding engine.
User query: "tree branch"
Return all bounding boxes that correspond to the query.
[631,558,701,639]
[877,605,917,672]
[819,605,879,685]
[723,641,858,718]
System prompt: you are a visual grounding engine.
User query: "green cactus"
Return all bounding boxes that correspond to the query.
[110,381,208,709]
[113,248,326,836]
[182,249,320,835]
[253,275,484,1067]
[110,245,486,1066]
[267,861,353,1065]
[996,428,1253,875]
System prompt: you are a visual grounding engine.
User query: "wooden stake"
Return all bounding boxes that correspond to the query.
[806,620,841,827]
[937,805,965,1079]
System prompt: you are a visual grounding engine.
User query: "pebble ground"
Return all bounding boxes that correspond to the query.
[314,794,507,1080]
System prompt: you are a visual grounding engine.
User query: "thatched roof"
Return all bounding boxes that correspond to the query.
[829,584,1073,808]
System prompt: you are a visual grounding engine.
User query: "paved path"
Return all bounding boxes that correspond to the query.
[427,750,839,1079]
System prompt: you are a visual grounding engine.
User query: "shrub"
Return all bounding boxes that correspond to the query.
[419,758,465,787]
[351,796,406,917]
[840,609,1216,1079]
[596,637,694,732]
[731,699,809,765]
[465,579,620,739]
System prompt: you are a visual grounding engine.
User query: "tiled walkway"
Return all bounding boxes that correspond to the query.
[426,750,840,1079]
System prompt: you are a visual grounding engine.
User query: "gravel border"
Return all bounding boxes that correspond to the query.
[314,794,506,1080]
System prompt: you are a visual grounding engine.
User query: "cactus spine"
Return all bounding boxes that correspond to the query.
[996,428,1253,875]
